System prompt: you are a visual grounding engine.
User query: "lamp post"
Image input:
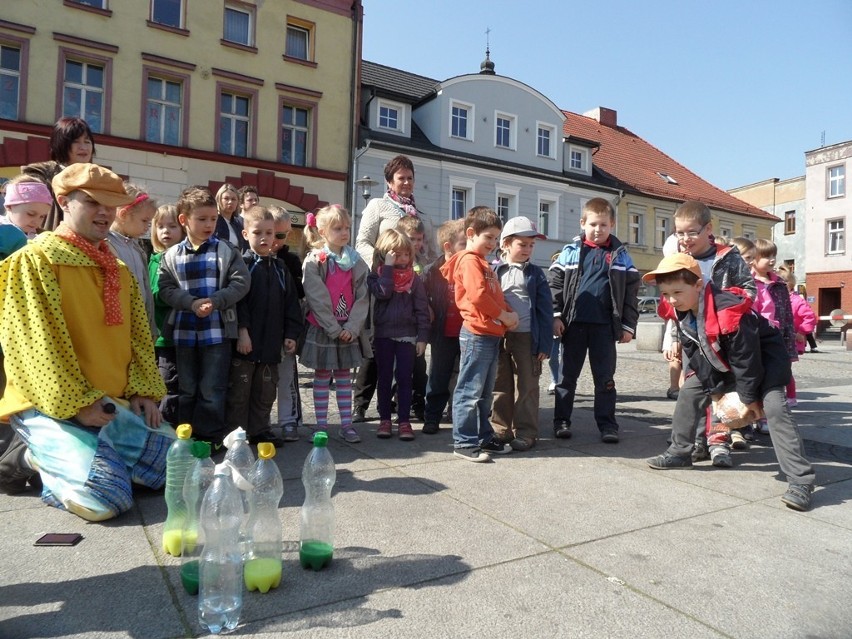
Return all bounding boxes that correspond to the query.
[352,175,378,243]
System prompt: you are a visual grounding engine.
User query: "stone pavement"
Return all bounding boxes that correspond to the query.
[1,339,851,638]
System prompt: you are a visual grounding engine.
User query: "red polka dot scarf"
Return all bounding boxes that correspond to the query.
[54,223,124,326]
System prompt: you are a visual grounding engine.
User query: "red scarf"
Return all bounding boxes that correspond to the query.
[392,265,415,293]
[54,223,124,326]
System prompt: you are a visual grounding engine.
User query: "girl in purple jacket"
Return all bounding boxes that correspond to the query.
[368,229,430,441]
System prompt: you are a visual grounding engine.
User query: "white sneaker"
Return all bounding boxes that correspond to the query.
[787,398,798,408]
[547,382,556,395]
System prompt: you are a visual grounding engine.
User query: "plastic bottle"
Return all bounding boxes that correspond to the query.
[300,431,336,571]
[180,440,215,595]
[162,423,194,557]
[198,463,244,635]
[244,443,284,593]
[223,427,255,557]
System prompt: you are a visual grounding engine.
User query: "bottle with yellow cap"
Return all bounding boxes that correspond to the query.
[162,423,194,556]
[180,440,215,595]
[244,442,284,593]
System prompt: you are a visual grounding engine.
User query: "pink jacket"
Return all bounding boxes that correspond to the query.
[753,279,778,328]
[789,291,817,354]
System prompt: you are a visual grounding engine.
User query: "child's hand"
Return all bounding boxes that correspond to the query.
[338,329,353,343]
[619,331,633,344]
[385,250,396,267]
[416,341,426,357]
[536,352,547,362]
[236,331,252,355]
[743,401,764,421]
[553,317,564,337]
[283,338,297,354]
[192,298,214,317]
[499,310,519,330]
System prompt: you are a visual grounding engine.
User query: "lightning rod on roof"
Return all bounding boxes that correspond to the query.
[821,130,826,147]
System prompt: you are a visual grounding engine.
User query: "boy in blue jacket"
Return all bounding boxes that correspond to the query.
[491,217,553,451]
[644,253,815,511]
[549,198,640,443]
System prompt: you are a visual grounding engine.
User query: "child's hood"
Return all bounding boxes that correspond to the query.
[439,249,481,282]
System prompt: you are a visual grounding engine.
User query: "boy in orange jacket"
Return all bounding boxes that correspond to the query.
[440,206,518,462]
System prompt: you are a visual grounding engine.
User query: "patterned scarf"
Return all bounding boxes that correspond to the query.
[54,223,123,325]
[392,265,415,293]
[385,189,418,217]
[321,244,360,272]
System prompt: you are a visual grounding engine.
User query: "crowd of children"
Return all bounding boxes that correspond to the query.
[0,165,818,511]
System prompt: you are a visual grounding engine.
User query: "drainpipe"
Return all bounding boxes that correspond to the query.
[346,1,363,214]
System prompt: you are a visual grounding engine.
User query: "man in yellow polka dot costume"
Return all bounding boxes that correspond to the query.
[0,163,176,521]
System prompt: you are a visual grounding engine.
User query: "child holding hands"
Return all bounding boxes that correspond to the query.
[368,229,430,440]
[300,205,370,443]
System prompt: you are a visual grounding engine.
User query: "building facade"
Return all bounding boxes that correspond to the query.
[0,0,362,249]
[803,140,851,320]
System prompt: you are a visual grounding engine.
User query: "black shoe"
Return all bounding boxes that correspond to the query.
[250,430,286,448]
[553,421,572,439]
[691,441,710,462]
[647,452,693,469]
[422,421,440,435]
[412,406,425,422]
[601,429,619,444]
[352,408,367,423]
[0,432,38,495]
[480,438,512,454]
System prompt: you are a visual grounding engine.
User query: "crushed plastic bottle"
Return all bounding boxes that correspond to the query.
[162,423,194,556]
[299,431,336,571]
[223,427,255,557]
[180,440,215,595]
[198,463,243,635]
[244,443,283,593]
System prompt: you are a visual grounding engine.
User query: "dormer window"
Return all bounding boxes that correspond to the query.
[376,98,407,135]
[657,171,678,185]
[450,100,474,141]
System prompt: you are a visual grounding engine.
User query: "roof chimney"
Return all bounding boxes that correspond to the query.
[584,107,617,128]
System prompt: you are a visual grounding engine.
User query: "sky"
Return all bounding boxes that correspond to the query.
[362,0,852,191]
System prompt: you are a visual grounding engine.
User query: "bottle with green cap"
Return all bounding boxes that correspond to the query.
[299,431,336,570]
[244,443,284,593]
[180,440,215,595]
[163,423,194,556]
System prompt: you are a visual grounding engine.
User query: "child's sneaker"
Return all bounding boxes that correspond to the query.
[340,426,361,444]
[730,429,748,450]
[376,420,392,439]
[756,419,770,435]
[710,445,733,468]
[786,397,798,409]
[398,422,415,441]
[781,484,813,511]
[480,438,512,455]
[453,447,491,463]
[282,423,299,442]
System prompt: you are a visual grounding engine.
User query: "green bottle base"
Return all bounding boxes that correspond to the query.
[299,541,333,571]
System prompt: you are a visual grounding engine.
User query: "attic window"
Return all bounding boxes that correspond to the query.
[657,172,678,185]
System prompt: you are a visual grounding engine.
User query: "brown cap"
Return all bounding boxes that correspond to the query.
[52,163,134,207]
[642,253,703,284]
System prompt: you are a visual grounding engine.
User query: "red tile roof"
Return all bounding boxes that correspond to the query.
[563,110,778,221]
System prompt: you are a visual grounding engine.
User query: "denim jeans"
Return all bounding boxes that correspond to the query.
[176,341,232,442]
[452,328,501,448]
[425,334,460,424]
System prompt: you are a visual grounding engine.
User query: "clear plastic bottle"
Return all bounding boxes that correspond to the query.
[180,440,215,595]
[224,427,255,557]
[300,431,336,571]
[162,423,194,557]
[198,463,243,635]
[244,442,283,593]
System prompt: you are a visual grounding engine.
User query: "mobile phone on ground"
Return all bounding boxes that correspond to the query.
[34,533,83,546]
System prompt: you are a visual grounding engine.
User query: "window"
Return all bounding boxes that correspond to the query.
[0,44,21,120]
[827,218,845,255]
[628,209,643,245]
[219,91,250,156]
[538,201,550,237]
[376,99,405,133]
[570,149,583,170]
[450,101,473,140]
[145,76,182,145]
[451,188,467,220]
[719,224,733,240]
[73,0,107,7]
[655,214,671,248]
[742,226,756,241]
[224,4,254,47]
[538,194,559,238]
[62,59,105,133]
[281,104,309,166]
[537,123,556,159]
[285,18,314,62]
[497,196,510,222]
[828,165,846,198]
[151,0,183,28]
[495,113,515,149]
[784,210,796,235]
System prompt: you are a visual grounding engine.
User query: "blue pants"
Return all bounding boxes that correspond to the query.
[452,328,500,449]
[176,341,231,442]
[425,334,460,424]
[374,337,416,422]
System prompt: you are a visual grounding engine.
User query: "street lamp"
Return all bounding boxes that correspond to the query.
[352,175,378,243]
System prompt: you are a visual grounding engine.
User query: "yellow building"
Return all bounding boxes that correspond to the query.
[0,0,362,248]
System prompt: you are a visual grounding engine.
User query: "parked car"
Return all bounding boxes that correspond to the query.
[637,296,659,315]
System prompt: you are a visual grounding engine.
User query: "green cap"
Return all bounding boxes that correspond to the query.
[312,431,328,448]
[191,440,211,459]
